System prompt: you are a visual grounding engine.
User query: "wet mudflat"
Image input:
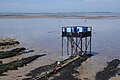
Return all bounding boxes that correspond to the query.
[23,54,93,80]
[0,38,46,78]
[0,55,45,75]
[0,16,120,80]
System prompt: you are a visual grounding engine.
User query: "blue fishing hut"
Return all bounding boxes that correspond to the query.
[62,26,92,56]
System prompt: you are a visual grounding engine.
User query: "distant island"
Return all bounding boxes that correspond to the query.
[0,12,120,19]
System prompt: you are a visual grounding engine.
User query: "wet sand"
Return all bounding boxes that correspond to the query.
[0,16,120,80]
[78,58,120,80]
[0,38,55,80]
[0,38,61,80]
[0,40,119,80]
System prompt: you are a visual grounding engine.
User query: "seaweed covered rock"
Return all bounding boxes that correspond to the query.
[0,38,19,46]
[0,38,20,50]
[0,54,46,75]
[95,59,120,80]
[24,54,92,80]
[0,47,26,59]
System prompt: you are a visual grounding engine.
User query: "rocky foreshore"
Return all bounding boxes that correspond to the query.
[0,38,46,78]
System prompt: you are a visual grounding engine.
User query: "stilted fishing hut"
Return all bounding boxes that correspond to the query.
[62,26,92,57]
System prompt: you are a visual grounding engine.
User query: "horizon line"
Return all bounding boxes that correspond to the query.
[0,11,120,14]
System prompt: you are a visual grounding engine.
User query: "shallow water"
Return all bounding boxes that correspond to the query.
[0,18,120,79]
[0,18,120,58]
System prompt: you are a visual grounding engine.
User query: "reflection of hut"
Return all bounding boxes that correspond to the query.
[62,26,92,56]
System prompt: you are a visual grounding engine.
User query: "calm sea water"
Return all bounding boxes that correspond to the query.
[0,17,120,62]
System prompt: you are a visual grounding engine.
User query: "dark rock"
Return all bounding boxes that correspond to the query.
[24,54,91,80]
[86,54,93,57]
[0,47,26,59]
[0,55,46,75]
[0,41,19,46]
[84,78,90,80]
[117,68,120,75]
[0,61,2,64]
[95,59,120,80]
[0,40,20,46]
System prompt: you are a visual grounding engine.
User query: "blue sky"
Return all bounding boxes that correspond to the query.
[0,0,120,13]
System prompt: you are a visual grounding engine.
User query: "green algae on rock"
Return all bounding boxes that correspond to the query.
[0,47,26,59]
[0,54,46,75]
[95,59,120,80]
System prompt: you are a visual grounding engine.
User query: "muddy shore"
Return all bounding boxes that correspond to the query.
[0,18,120,80]
[0,38,120,80]
[0,38,47,80]
[23,54,93,80]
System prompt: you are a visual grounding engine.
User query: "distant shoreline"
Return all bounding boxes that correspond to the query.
[0,15,120,19]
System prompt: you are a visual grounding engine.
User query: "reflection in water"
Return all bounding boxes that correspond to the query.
[0,19,120,59]
[0,18,120,79]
